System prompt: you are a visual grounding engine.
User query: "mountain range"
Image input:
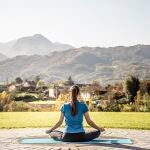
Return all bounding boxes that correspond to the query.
[0,34,73,57]
[0,35,149,84]
[0,53,7,61]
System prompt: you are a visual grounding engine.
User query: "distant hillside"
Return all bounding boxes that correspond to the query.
[0,52,7,61]
[0,44,149,84]
[0,34,74,57]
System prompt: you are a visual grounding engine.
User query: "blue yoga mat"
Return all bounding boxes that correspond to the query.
[21,138,133,144]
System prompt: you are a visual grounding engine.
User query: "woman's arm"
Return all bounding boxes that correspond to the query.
[46,112,64,134]
[84,112,105,132]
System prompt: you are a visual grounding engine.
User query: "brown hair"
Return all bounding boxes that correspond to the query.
[70,85,80,116]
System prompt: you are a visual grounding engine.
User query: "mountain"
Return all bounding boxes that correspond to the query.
[0,40,16,56]
[0,52,7,61]
[0,34,74,57]
[0,44,149,84]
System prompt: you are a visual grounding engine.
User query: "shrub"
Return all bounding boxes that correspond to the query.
[104,103,122,112]
[14,95,37,102]
[54,93,70,111]
[139,105,147,112]
[140,94,150,112]
[0,91,39,112]
[121,104,133,112]
[96,104,103,111]
[0,91,12,111]
[6,101,39,112]
[116,98,128,104]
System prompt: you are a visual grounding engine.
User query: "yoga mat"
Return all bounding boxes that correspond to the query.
[21,138,133,144]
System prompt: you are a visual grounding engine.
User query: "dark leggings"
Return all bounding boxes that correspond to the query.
[50,130,100,142]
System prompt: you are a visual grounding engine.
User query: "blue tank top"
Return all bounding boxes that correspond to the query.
[60,100,89,133]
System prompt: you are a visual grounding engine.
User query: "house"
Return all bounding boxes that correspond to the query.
[80,91,91,102]
[8,82,23,92]
[57,76,74,88]
[48,85,65,98]
[48,77,74,98]
[8,83,17,92]
[49,86,58,98]
[22,80,36,92]
[23,80,36,88]
[58,80,73,88]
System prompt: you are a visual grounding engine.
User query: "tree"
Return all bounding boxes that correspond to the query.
[0,91,12,111]
[15,77,23,84]
[89,96,95,111]
[36,80,45,88]
[140,80,150,96]
[35,76,40,84]
[91,80,101,92]
[68,76,74,85]
[123,75,140,104]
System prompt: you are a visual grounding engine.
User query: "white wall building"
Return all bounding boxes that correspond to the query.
[80,92,91,101]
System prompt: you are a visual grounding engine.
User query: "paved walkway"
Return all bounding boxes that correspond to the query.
[0,128,150,150]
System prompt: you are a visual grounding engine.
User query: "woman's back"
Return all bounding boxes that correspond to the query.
[46,85,104,142]
[61,100,88,133]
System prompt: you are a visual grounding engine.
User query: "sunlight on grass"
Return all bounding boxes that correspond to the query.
[0,112,150,129]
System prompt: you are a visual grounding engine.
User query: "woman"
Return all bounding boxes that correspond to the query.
[46,85,105,142]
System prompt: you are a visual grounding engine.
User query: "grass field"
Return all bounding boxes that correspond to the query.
[0,112,150,129]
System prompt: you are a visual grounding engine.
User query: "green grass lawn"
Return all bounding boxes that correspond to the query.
[0,112,150,129]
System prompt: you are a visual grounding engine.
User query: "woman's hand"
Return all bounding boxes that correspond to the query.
[99,127,105,132]
[46,112,64,135]
[84,112,105,132]
[45,129,52,134]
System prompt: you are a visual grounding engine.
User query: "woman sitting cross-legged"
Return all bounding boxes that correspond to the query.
[46,85,105,142]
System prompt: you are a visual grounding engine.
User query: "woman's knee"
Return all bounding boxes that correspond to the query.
[84,130,100,141]
[91,130,101,138]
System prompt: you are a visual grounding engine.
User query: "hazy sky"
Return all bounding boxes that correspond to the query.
[0,0,150,47]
